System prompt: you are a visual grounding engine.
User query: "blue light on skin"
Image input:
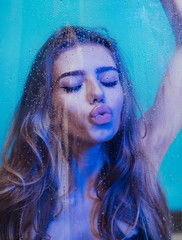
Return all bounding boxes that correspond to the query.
[52,43,124,198]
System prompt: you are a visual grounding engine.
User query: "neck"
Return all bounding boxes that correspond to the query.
[71,140,105,197]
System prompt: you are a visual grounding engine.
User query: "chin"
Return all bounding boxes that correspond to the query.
[90,129,118,144]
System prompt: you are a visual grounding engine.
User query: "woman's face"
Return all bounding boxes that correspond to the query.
[52,43,124,145]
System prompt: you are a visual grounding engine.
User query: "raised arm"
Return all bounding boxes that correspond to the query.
[139,0,182,173]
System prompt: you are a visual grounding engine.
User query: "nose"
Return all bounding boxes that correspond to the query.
[86,74,105,105]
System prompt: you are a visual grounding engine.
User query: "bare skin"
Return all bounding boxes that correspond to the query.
[139,0,182,174]
[47,1,182,239]
[48,44,128,239]
[48,44,137,239]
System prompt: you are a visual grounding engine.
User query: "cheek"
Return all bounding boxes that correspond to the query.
[117,94,124,113]
[55,96,83,126]
[52,94,68,125]
[111,87,124,111]
[111,88,124,126]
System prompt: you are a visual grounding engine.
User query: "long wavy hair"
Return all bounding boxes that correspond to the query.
[0,26,171,240]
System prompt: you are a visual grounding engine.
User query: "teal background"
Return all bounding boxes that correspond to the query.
[0,0,181,210]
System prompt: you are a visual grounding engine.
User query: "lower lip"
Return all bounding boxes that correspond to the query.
[90,113,112,125]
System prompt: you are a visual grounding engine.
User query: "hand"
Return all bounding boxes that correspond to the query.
[171,0,182,15]
[160,0,182,45]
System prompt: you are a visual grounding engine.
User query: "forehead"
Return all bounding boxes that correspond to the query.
[53,43,116,74]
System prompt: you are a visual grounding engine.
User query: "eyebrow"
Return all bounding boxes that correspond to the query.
[96,66,119,74]
[56,66,119,82]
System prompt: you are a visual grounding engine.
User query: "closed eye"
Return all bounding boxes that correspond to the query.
[61,80,118,93]
[61,85,82,93]
[101,81,118,87]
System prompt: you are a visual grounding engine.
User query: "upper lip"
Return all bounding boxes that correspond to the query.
[89,104,112,118]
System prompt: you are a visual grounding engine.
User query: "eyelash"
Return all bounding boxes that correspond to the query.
[62,81,118,93]
[62,85,82,93]
[102,81,118,87]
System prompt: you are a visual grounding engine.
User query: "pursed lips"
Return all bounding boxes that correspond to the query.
[89,104,112,125]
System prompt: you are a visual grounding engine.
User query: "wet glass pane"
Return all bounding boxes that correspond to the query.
[0,0,181,239]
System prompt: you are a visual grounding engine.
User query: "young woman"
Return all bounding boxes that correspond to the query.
[0,1,181,239]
